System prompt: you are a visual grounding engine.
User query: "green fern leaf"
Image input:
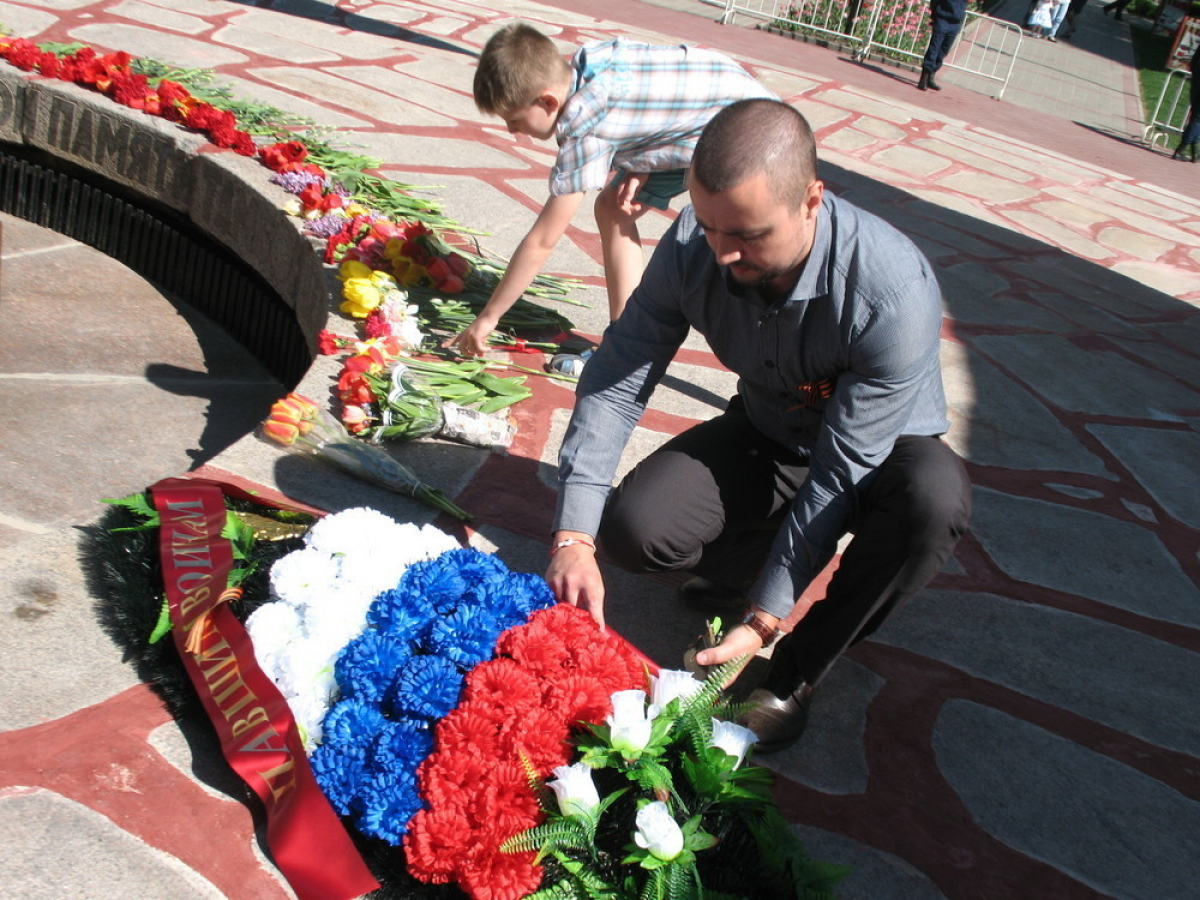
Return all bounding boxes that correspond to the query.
[500,819,591,856]
[102,493,160,530]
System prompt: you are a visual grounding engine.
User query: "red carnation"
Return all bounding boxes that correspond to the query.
[404,807,474,882]
[156,79,190,104]
[457,848,542,900]
[110,72,151,109]
[4,38,39,71]
[462,658,542,712]
[36,51,61,78]
[231,131,256,156]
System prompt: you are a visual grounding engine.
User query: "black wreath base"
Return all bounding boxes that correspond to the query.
[82,495,462,900]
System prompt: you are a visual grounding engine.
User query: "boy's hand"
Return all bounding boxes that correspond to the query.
[617,172,649,214]
[446,315,497,358]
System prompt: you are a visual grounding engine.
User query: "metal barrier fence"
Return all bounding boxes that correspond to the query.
[717,0,1023,99]
[1142,67,1193,151]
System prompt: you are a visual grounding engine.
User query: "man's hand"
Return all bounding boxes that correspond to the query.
[545,533,606,630]
[445,314,497,358]
[616,172,649,215]
[695,607,781,685]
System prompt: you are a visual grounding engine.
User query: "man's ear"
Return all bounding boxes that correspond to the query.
[804,180,825,219]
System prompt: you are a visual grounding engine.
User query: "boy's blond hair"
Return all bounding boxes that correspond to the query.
[473,23,572,115]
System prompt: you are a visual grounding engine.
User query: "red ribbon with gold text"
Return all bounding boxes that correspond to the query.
[151,477,379,900]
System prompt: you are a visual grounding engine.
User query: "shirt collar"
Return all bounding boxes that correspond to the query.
[785,192,833,305]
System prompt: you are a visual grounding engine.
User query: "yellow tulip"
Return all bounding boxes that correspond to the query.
[339,277,384,318]
[338,259,373,282]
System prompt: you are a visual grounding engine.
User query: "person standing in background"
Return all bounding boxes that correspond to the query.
[918,0,969,91]
[1172,42,1200,162]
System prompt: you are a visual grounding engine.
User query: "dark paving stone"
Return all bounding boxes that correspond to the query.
[1087,424,1200,530]
[970,334,1199,421]
[793,824,949,900]
[879,589,1200,755]
[969,487,1198,627]
[760,660,883,796]
[941,344,1109,475]
[934,701,1200,900]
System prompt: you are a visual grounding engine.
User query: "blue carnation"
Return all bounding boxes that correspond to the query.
[429,603,503,669]
[369,718,435,774]
[356,768,423,845]
[321,696,388,750]
[451,549,511,606]
[510,571,556,614]
[389,655,463,720]
[411,556,471,615]
[487,571,556,629]
[368,581,438,643]
[334,630,412,703]
[310,742,369,817]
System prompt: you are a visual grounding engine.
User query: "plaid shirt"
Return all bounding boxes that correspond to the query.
[550,38,775,196]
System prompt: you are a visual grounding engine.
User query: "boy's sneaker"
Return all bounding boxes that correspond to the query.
[548,348,594,377]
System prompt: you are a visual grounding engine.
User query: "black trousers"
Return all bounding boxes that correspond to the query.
[922,21,962,74]
[598,399,972,696]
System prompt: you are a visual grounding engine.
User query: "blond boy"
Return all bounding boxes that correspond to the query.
[451,24,774,366]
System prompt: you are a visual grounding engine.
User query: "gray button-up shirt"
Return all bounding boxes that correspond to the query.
[554,190,950,619]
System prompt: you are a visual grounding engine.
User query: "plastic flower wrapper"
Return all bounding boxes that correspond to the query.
[366,361,517,452]
[257,392,471,520]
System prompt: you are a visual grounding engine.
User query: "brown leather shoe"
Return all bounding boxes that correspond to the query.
[740,684,815,753]
[677,576,748,615]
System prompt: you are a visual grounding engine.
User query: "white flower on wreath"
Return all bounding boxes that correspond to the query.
[547,762,601,819]
[709,718,757,769]
[649,668,702,712]
[633,801,684,862]
[608,689,656,759]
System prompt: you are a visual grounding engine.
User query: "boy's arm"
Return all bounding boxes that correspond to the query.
[448,190,586,357]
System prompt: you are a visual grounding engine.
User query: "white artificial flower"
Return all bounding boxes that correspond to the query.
[268,549,341,607]
[633,801,684,861]
[303,507,398,555]
[245,601,304,683]
[547,762,601,819]
[608,689,655,759]
[290,690,335,751]
[710,718,757,769]
[650,668,703,711]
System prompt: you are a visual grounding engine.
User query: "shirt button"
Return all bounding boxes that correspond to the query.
[764,360,776,369]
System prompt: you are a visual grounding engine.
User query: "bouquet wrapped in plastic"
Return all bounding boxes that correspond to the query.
[258,392,470,520]
[368,362,517,451]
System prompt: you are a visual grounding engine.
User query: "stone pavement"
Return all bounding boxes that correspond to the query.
[0,1,1198,899]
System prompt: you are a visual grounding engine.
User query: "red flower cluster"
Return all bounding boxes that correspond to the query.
[328,217,470,294]
[404,604,646,900]
[317,329,355,355]
[324,214,376,265]
[0,36,255,156]
[336,335,402,433]
[258,139,317,174]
